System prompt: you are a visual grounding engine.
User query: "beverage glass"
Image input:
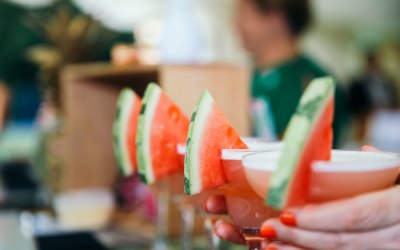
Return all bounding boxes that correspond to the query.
[177,143,221,250]
[219,142,283,250]
[177,140,278,249]
[242,150,400,203]
[234,149,400,249]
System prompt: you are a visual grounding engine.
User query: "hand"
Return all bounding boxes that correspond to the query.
[262,185,400,250]
[204,194,247,245]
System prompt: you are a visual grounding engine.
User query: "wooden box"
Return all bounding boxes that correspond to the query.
[61,63,250,191]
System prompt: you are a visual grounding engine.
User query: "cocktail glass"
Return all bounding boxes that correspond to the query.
[241,149,400,247]
[176,139,278,250]
[149,175,179,250]
[177,143,221,250]
[218,142,283,250]
[242,150,400,204]
[148,171,204,250]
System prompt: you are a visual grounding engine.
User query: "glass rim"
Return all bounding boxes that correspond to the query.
[242,149,400,173]
[221,142,284,160]
[177,141,283,156]
[221,149,269,160]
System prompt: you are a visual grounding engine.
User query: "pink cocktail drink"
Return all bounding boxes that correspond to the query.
[243,150,400,203]
[221,151,279,228]
[177,140,274,210]
[219,144,283,247]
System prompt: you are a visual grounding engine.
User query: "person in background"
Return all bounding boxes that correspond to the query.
[236,0,347,146]
[349,53,398,143]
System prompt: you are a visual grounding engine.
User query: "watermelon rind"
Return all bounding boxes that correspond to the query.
[267,77,335,209]
[184,90,214,195]
[136,83,161,184]
[113,88,136,177]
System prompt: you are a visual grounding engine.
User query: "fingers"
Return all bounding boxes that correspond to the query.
[281,186,400,232]
[205,195,227,214]
[267,242,307,250]
[361,145,379,152]
[214,220,246,245]
[262,219,340,250]
[205,195,245,245]
[262,218,400,250]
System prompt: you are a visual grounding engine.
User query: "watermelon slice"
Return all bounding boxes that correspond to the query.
[184,90,248,195]
[113,88,142,176]
[136,83,190,184]
[266,76,335,209]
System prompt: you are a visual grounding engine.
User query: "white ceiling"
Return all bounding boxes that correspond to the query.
[6,0,400,40]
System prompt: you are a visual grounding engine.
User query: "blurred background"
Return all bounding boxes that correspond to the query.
[0,0,399,249]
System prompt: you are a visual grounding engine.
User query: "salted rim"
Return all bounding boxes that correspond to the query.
[176,141,283,156]
[177,141,283,157]
[221,142,283,160]
[242,150,400,173]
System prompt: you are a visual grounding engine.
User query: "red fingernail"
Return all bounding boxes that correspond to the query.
[260,225,277,239]
[265,247,278,250]
[280,210,297,226]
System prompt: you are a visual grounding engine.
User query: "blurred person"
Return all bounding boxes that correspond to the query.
[235,0,347,146]
[349,53,399,142]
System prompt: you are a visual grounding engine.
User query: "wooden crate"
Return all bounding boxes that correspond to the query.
[61,63,250,191]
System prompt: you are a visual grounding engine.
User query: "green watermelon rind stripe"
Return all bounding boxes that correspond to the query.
[136,83,161,184]
[113,88,135,177]
[184,90,213,195]
[266,77,335,209]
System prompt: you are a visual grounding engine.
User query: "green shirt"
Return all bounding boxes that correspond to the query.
[251,55,347,147]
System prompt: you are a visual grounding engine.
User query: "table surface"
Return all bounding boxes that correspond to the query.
[0,211,36,250]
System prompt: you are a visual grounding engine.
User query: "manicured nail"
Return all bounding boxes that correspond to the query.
[280,210,297,226]
[265,247,278,250]
[260,225,277,239]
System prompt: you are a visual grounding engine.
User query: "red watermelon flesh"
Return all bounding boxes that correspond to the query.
[127,97,142,172]
[136,83,189,184]
[151,94,189,180]
[284,97,333,207]
[184,90,248,195]
[266,76,335,209]
[199,102,248,191]
[113,88,142,176]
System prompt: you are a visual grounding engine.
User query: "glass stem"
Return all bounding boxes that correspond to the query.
[154,181,169,250]
[204,217,220,250]
[247,239,262,250]
[179,201,195,250]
